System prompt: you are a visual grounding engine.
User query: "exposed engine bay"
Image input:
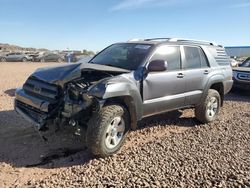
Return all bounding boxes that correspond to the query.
[15,62,129,134]
[61,71,115,127]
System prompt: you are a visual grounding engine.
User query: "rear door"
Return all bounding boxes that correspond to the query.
[143,45,186,117]
[48,54,57,61]
[181,46,210,105]
[44,54,51,61]
[15,53,22,61]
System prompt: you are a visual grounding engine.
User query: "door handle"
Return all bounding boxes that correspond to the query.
[204,70,209,75]
[177,73,184,78]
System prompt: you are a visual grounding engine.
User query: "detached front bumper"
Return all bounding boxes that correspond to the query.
[15,88,52,130]
[15,103,47,130]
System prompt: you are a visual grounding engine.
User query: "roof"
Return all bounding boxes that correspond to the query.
[125,38,221,47]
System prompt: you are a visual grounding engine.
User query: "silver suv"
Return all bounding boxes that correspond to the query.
[15,38,233,157]
[3,52,32,62]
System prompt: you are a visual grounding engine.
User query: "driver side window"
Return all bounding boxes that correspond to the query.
[150,46,181,71]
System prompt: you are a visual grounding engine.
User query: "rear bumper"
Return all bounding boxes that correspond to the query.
[223,80,234,94]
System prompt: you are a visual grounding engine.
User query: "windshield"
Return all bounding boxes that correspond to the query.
[240,57,250,67]
[89,43,153,70]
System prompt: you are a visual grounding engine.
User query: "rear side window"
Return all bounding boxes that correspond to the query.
[150,45,181,71]
[183,46,201,69]
[199,48,209,68]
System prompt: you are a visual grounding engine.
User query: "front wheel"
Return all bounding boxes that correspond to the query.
[86,104,130,157]
[195,89,221,123]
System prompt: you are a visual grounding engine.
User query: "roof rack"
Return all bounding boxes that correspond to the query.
[127,38,144,42]
[144,38,171,41]
[132,37,218,46]
[168,38,218,46]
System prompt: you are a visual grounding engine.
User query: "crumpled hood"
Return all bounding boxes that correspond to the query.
[30,63,130,86]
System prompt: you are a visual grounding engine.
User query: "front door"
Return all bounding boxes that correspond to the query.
[142,45,186,117]
[6,53,15,61]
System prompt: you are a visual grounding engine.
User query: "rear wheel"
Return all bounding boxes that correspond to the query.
[86,104,130,157]
[57,58,63,63]
[195,89,221,123]
[22,57,27,62]
[0,57,6,62]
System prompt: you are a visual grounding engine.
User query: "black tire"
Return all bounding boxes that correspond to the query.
[86,104,130,157]
[195,89,221,123]
[22,57,27,62]
[0,57,6,62]
[57,58,62,63]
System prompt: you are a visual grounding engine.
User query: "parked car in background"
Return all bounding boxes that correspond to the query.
[3,52,33,62]
[232,57,250,91]
[0,54,6,62]
[76,55,93,63]
[25,52,40,62]
[34,53,64,62]
[64,53,78,62]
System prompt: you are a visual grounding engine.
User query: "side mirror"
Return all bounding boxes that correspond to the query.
[148,60,167,72]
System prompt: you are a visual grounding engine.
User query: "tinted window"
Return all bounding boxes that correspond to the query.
[199,48,209,68]
[150,46,181,71]
[184,46,201,69]
[90,43,153,70]
[240,57,250,67]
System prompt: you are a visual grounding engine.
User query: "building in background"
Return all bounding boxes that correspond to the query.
[225,46,250,58]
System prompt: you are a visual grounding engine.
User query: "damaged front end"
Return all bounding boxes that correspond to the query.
[60,73,108,127]
[14,63,125,133]
[15,76,64,130]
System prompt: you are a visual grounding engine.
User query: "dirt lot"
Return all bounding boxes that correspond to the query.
[0,62,249,187]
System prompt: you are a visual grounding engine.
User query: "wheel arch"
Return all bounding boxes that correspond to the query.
[201,74,225,106]
[210,82,224,106]
[103,95,138,130]
[88,78,143,130]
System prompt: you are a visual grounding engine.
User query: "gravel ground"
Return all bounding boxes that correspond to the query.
[0,62,249,187]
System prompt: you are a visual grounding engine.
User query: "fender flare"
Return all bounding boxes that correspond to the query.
[88,80,143,130]
[200,74,224,104]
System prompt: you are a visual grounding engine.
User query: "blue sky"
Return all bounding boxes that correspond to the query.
[0,0,249,51]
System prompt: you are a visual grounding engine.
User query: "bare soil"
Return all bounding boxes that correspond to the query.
[0,62,249,187]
